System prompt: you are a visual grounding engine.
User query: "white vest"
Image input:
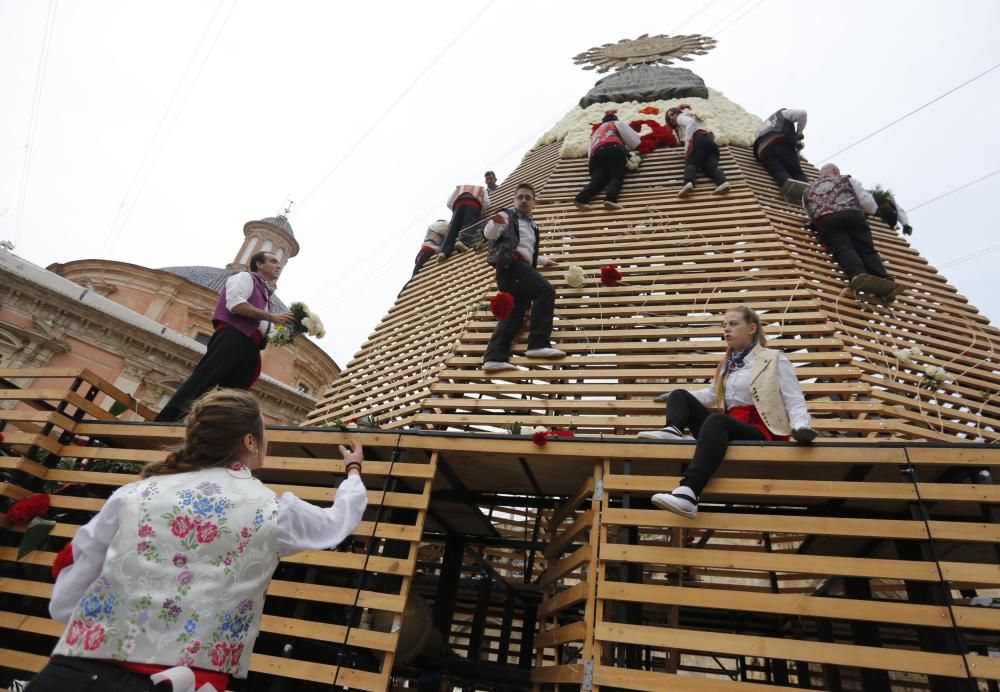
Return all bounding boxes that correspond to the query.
[748,348,792,436]
[52,465,280,678]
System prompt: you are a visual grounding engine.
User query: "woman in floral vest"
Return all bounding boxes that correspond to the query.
[32,389,367,692]
[637,306,817,519]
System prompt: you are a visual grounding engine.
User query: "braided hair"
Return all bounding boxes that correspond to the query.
[142,389,264,478]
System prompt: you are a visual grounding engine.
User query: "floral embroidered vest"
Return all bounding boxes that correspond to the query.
[52,465,280,678]
[804,174,862,223]
[589,121,623,155]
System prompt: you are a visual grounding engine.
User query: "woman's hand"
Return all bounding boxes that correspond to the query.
[339,437,363,476]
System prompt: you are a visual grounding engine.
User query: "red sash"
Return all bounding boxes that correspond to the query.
[727,405,788,442]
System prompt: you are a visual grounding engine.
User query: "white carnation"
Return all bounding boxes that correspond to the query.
[538,88,764,159]
[626,151,642,171]
[301,316,317,333]
[530,426,548,435]
[895,349,914,364]
[910,346,923,357]
[565,266,586,288]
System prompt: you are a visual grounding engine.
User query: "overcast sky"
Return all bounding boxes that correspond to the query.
[2,0,998,366]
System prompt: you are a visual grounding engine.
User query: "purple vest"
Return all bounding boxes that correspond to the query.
[211,272,271,338]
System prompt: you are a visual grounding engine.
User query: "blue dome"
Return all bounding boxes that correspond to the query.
[159,265,288,311]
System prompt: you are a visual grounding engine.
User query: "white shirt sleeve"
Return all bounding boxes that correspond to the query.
[616,121,642,151]
[776,352,812,430]
[49,483,137,623]
[276,474,368,557]
[851,178,878,214]
[692,386,716,407]
[895,203,910,227]
[483,213,507,240]
[782,109,808,135]
[224,272,255,312]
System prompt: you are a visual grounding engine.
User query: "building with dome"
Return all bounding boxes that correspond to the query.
[0,214,337,424]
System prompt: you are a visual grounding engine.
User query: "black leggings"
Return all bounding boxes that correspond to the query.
[664,389,764,496]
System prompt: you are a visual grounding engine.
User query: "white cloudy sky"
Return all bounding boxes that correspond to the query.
[2,0,998,366]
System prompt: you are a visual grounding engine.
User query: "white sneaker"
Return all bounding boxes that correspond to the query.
[651,487,699,518]
[454,241,470,253]
[603,201,623,211]
[483,361,516,372]
[525,347,566,359]
[678,182,694,198]
[574,201,593,211]
[713,181,731,195]
[637,426,684,441]
[435,253,447,263]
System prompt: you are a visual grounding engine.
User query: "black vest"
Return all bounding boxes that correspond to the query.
[753,109,796,160]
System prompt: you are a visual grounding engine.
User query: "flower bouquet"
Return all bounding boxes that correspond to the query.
[269,302,325,347]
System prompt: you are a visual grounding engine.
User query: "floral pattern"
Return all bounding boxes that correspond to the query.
[54,468,279,675]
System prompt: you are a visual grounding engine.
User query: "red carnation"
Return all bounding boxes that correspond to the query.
[531,430,549,446]
[549,430,575,439]
[628,119,678,154]
[490,292,515,321]
[52,542,75,580]
[600,265,623,287]
[7,493,50,524]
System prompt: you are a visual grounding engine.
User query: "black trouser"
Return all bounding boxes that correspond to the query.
[817,210,889,280]
[663,389,764,497]
[575,145,628,204]
[440,203,481,256]
[155,327,259,422]
[684,132,727,186]
[759,141,806,187]
[27,655,166,691]
[483,259,555,363]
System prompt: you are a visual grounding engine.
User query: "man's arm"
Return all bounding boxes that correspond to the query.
[225,273,292,324]
[851,178,878,214]
[232,302,292,324]
[784,109,808,136]
[484,212,508,240]
[617,121,642,151]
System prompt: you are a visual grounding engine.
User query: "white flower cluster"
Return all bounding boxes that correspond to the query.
[530,426,548,435]
[565,266,586,288]
[538,88,764,159]
[894,346,923,364]
[626,151,642,171]
[924,365,949,381]
[301,311,326,339]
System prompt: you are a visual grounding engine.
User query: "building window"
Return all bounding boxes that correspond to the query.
[195,332,212,346]
[297,383,310,394]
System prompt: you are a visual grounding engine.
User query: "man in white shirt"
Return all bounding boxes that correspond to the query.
[753,108,808,198]
[803,164,894,293]
[667,107,730,197]
[482,183,564,372]
[155,251,293,422]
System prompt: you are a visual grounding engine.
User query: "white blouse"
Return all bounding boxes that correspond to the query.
[50,473,368,622]
[691,348,811,431]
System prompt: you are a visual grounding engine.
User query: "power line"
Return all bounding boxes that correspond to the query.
[671,0,723,33]
[105,0,239,257]
[703,0,757,35]
[293,0,496,212]
[819,58,1000,162]
[14,0,58,248]
[713,0,766,36]
[909,166,1000,212]
[939,244,1000,270]
[101,0,227,255]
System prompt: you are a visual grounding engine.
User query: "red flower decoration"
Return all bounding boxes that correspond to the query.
[51,542,75,580]
[196,521,219,544]
[549,430,575,439]
[7,493,50,524]
[531,431,549,446]
[639,106,660,115]
[628,119,678,154]
[490,292,515,321]
[170,515,195,538]
[600,264,623,287]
